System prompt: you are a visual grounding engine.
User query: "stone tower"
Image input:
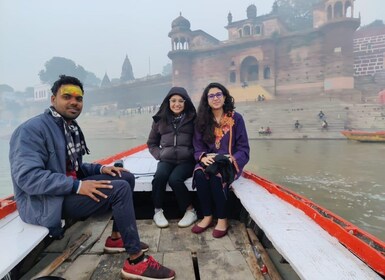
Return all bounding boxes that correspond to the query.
[168,13,193,91]
[120,55,135,82]
[313,0,360,92]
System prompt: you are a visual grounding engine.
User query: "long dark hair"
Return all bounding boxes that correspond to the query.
[195,82,235,143]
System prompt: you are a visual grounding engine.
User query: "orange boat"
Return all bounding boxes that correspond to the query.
[341,130,385,142]
[1,144,384,279]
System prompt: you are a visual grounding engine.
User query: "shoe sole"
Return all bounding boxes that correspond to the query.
[177,219,197,228]
[154,221,169,228]
[121,269,175,280]
[104,247,149,253]
[104,247,125,253]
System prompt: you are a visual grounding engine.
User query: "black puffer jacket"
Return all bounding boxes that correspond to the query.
[147,87,196,164]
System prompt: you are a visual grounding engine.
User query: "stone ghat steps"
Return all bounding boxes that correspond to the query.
[347,103,385,130]
[237,100,348,139]
[77,99,385,140]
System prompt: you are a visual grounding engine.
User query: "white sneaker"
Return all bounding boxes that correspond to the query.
[178,209,198,228]
[153,209,169,228]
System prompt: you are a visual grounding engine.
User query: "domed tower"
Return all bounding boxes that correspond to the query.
[120,55,134,82]
[313,0,360,93]
[246,4,257,19]
[169,13,192,51]
[168,13,193,91]
[313,0,357,28]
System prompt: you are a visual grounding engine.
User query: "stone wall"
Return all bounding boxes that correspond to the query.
[354,26,385,76]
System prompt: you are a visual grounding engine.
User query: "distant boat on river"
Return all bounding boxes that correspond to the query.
[341,130,385,142]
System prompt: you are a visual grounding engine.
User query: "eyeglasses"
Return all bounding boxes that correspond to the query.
[207,92,223,100]
[169,98,185,104]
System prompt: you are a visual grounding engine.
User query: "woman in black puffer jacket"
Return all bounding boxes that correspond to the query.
[147,86,198,228]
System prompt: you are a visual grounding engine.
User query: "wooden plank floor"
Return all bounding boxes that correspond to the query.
[21,218,258,280]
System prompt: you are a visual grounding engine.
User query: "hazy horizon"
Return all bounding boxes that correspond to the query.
[1,0,384,91]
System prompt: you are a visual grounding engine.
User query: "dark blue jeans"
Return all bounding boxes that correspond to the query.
[194,170,229,219]
[62,171,141,255]
[152,161,195,212]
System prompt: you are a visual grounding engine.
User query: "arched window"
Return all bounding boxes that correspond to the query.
[255,25,261,35]
[334,2,343,18]
[240,56,259,82]
[229,71,236,83]
[327,5,333,20]
[243,25,251,36]
[264,66,271,79]
[345,1,353,17]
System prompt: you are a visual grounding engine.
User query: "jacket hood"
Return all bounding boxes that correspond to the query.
[164,86,191,102]
[153,87,195,122]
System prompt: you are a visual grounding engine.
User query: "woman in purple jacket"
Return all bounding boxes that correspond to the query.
[191,82,250,238]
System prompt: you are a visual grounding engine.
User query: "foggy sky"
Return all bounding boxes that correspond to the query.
[0,0,384,91]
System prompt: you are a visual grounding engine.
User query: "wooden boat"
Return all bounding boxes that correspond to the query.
[341,130,385,142]
[1,144,384,280]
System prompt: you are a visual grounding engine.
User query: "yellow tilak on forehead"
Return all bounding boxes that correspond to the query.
[59,85,83,96]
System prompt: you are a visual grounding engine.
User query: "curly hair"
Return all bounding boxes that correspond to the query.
[195,82,235,143]
[51,75,84,96]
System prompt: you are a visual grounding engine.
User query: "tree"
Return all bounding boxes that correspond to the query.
[39,57,87,84]
[84,71,101,87]
[274,0,319,31]
[162,63,172,76]
[0,84,14,93]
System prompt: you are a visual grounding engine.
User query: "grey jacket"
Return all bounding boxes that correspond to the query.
[9,109,102,235]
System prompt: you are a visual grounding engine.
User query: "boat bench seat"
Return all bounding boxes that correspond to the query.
[0,211,48,279]
[122,149,194,192]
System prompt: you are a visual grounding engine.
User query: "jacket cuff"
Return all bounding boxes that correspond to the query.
[72,180,80,193]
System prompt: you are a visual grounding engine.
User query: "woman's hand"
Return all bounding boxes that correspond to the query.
[201,154,215,166]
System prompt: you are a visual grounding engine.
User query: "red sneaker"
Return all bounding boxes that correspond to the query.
[104,236,149,253]
[121,256,175,280]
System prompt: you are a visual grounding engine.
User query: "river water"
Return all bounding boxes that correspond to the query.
[1,138,384,241]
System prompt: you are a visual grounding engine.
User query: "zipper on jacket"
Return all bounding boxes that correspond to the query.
[173,122,177,146]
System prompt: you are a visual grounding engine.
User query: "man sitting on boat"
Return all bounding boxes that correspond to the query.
[8,75,175,280]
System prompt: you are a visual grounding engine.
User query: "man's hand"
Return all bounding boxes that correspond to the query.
[101,166,129,177]
[78,180,113,202]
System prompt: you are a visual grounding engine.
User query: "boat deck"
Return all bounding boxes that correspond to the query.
[20,215,260,280]
[6,147,384,279]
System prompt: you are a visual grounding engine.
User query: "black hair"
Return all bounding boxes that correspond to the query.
[51,75,84,96]
[195,82,235,143]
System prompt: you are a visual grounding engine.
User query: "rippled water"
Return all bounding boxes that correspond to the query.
[1,138,384,241]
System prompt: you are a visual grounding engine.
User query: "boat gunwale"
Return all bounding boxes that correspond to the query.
[242,170,385,277]
[0,195,17,220]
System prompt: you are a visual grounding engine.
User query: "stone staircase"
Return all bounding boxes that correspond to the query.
[78,97,385,141]
[236,98,350,139]
[345,103,385,130]
[227,84,274,103]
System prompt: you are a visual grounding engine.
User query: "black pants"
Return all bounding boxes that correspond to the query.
[194,170,229,219]
[62,172,141,255]
[152,161,195,212]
